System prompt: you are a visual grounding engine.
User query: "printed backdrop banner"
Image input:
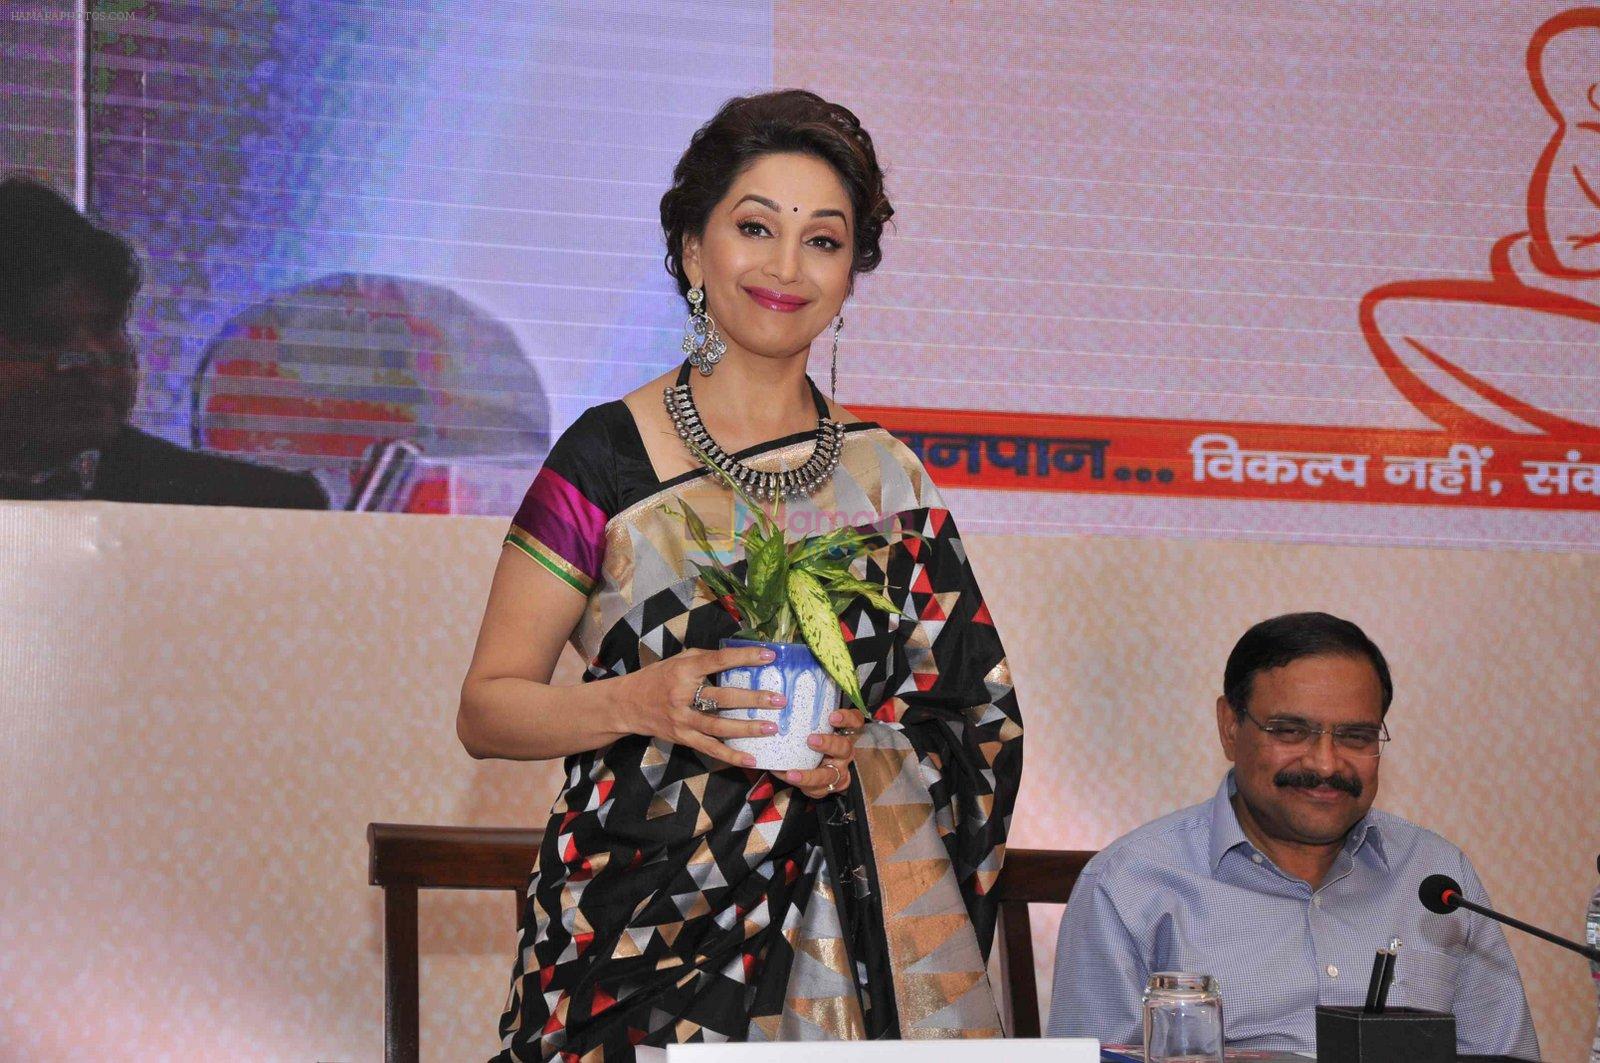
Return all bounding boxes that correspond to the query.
[4,1,1588,546]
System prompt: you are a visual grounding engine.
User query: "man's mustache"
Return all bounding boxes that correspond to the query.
[1274,769,1362,798]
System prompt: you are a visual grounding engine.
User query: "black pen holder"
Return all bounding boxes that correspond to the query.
[1315,1005,1456,1063]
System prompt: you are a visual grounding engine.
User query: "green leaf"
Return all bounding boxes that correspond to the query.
[790,533,875,569]
[823,575,900,616]
[691,561,738,600]
[805,552,852,573]
[787,569,865,711]
[794,549,855,581]
[772,600,796,643]
[811,525,868,550]
[746,526,786,604]
[677,498,728,565]
[741,522,765,561]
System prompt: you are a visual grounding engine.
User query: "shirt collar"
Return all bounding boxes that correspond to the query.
[1347,813,1388,870]
[1209,770,1388,873]
[1208,772,1250,872]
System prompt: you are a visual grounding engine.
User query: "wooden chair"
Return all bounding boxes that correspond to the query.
[367,824,1092,1059]
[991,847,1097,1038]
[367,823,544,1063]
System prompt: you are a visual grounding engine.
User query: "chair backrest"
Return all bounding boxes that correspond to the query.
[991,847,1097,1038]
[367,822,543,1063]
[366,824,1092,1057]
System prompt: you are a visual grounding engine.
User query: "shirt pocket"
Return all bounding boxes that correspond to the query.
[1389,946,1461,1013]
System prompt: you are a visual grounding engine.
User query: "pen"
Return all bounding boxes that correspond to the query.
[1362,946,1387,1012]
[1373,936,1402,1014]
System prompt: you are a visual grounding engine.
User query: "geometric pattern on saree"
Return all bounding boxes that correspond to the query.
[846,724,1004,1039]
[494,429,1021,1061]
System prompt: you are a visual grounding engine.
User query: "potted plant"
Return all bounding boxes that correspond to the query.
[673,458,907,770]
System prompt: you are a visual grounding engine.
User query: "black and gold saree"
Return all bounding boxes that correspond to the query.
[493,394,1023,1060]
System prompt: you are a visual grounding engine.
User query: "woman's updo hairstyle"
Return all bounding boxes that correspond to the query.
[660,89,894,300]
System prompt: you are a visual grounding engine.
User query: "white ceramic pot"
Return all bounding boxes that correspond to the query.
[717,637,839,771]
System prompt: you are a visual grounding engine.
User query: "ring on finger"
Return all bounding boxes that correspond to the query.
[690,680,719,714]
[823,760,845,794]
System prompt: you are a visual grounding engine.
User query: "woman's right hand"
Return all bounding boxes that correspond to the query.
[618,646,786,767]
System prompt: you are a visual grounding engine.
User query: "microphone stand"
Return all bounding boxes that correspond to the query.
[1445,893,1600,963]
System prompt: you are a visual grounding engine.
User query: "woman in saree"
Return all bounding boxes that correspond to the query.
[458,89,1023,1060]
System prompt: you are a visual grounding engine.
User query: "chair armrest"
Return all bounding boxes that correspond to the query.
[367,823,544,890]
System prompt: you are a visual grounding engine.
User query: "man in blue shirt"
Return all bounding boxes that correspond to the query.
[1047,612,1539,1059]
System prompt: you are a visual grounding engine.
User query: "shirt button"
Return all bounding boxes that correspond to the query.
[1313,896,1322,908]
[1326,964,1339,978]
[1251,853,1263,864]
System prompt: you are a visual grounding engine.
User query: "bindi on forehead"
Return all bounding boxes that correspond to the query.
[731,192,849,225]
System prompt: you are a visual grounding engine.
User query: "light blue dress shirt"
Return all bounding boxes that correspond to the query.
[1046,774,1540,1059]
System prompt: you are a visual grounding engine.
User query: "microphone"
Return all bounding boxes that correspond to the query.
[1419,874,1600,962]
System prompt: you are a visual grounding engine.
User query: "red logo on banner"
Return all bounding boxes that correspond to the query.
[862,9,1600,515]
[1362,8,1600,444]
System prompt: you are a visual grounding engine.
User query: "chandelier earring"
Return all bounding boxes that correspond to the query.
[829,314,844,400]
[682,286,726,376]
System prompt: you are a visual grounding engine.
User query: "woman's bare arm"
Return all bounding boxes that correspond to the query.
[457,546,781,762]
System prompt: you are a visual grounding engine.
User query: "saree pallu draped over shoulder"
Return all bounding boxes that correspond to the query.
[494,411,1023,1061]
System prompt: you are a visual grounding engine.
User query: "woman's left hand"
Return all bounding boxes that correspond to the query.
[784,708,868,799]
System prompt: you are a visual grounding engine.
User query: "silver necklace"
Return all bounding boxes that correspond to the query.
[663,362,845,502]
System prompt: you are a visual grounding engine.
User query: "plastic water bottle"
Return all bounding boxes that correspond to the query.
[1589,879,1600,1063]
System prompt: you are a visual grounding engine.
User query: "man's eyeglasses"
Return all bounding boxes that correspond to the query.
[1238,708,1390,757]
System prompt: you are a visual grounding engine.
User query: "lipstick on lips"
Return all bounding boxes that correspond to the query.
[743,286,810,313]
